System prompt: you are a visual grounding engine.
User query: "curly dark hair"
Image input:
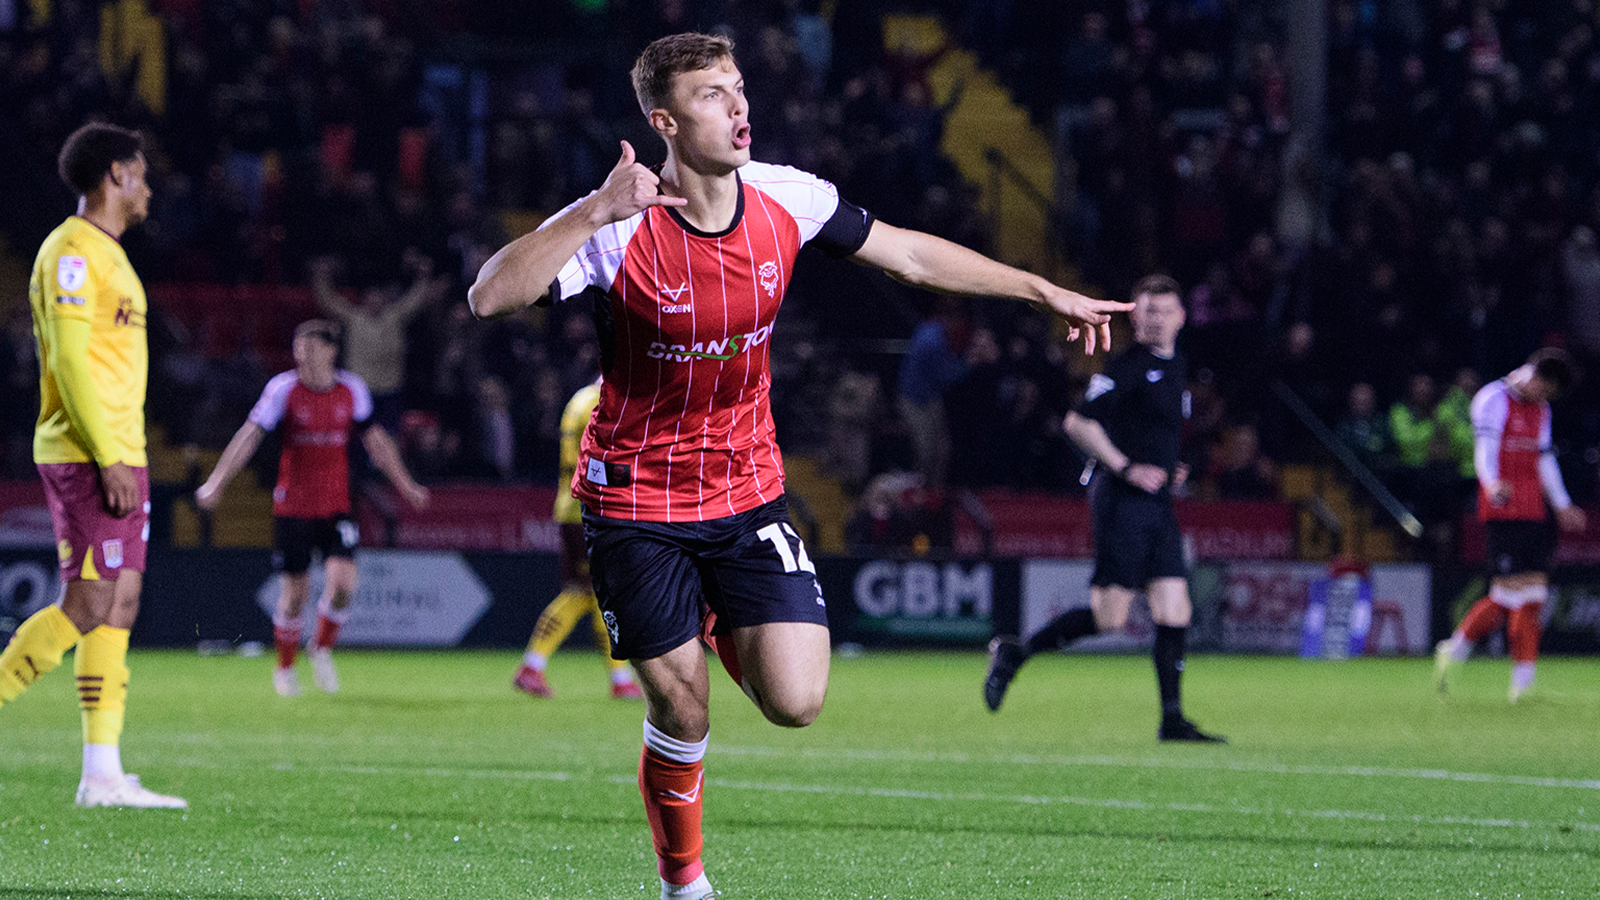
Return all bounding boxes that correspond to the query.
[57,123,143,196]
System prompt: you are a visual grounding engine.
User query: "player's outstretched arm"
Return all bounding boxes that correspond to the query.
[849,221,1134,354]
[468,140,687,318]
[362,426,429,509]
[195,421,265,511]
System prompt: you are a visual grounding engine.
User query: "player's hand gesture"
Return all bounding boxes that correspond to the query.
[589,141,689,225]
[100,461,140,518]
[1035,286,1134,355]
[1558,505,1587,533]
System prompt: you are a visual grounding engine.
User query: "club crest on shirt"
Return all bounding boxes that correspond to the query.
[57,256,87,292]
[758,260,780,298]
[1146,369,1164,382]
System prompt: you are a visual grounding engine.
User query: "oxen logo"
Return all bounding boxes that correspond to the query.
[758,261,779,298]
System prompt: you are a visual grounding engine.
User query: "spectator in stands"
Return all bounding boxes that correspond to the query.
[845,472,921,555]
[310,250,448,434]
[1208,423,1279,501]
[1333,382,1391,478]
[896,300,971,490]
[1389,372,1462,535]
[824,367,883,494]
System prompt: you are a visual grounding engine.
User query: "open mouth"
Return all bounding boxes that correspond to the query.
[732,123,752,149]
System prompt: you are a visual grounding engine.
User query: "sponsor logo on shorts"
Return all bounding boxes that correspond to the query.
[103,539,123,569]
[57,256,87,291]
[602,609,620,644]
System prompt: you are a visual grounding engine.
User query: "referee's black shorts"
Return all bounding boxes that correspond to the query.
[1484,518,1557,578]
[1088,475,1187,590]
[583,494,829,661]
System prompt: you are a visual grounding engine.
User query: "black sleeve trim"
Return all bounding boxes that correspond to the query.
[813,198,874,258]
[533,278,560,308]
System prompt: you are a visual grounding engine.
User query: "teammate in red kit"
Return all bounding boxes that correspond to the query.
[1436,349,1585,702]
[196,319,428,697]
[469,33,1130,900]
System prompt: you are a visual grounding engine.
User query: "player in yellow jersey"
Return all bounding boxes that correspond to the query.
[0,123,184,808]
[513,377,643,699]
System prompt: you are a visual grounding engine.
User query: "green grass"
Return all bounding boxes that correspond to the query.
[2,648,1599,898]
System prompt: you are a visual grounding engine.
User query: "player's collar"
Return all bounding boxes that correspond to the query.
[662,169,745,239]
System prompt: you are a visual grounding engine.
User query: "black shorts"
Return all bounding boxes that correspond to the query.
[583,494,829,661]
[1485,519,1556,577]
[273,516,358,575]
[1088,476,1187,589]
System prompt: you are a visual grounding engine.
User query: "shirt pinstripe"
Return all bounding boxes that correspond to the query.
[547,161,841,522]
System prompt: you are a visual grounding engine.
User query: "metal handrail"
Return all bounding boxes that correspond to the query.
[1271,381,1423,539]
[982,146,1074,275]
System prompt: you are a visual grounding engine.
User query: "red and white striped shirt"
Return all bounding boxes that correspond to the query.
[1471,378,1569,521]
[248,370,373,519]
[547,161,870,522]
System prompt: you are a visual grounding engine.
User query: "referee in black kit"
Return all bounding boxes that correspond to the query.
[983,274,1224,743]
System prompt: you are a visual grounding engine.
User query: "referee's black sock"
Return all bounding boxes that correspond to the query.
[1024,607,1098,657]
[1153,624,1187,720]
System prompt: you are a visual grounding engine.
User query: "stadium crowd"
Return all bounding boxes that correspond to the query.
[1,0,1597,556]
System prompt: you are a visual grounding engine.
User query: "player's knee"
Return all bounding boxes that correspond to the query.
[1094,607,1129,632]
[759,688,825,728]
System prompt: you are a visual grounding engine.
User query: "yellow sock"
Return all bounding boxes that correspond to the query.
[527,589,594,659]
[586,597,625,671]
[77,625,130,745]
[0,605,82,705]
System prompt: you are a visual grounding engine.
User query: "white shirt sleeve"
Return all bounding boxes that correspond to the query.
[246,372,299,431]
[544,194,641,303]
[738,161,840,245]
[339,371,375,424]
[1470,382,1507,489]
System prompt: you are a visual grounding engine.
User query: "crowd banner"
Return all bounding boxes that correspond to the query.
[816,558,1015,647]
[254,550,492,646]
[0,482,52,549]
[0,549,60,640]
[953,492,1296,560]
[116,548,556,649]
[1020,558,1429,655]
[365,485,559,552]
[1459,512,1600,566]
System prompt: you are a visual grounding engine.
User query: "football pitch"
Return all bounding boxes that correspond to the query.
[1,649,1598,899]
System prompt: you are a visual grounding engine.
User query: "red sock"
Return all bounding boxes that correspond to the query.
[313,615,342,651]
[700,608,742,687]
[274,625,301,669]
[1508,603,1542,663]
[1458,597,1507,643]
[638,747,704,885]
